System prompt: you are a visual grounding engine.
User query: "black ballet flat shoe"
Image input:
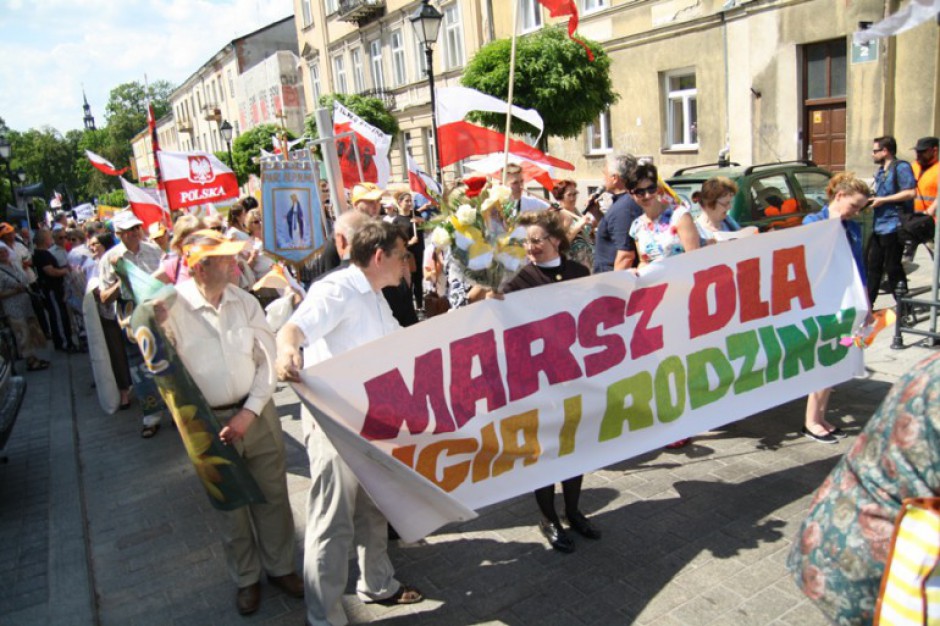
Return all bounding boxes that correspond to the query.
[801,426,837,444]
[566,511,601,540]
[538,519,575,553]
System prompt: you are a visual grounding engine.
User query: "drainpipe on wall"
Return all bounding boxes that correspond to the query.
[721,10,732,163]
[881,0,899,135]
[485,0,496,43]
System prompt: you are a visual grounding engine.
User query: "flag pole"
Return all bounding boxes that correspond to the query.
[143,74,169,223]
[501,0,521,185]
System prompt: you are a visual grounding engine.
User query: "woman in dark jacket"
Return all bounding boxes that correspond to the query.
[502,211,599,553]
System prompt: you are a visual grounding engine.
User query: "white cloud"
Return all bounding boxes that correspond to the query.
[0,0,293,133]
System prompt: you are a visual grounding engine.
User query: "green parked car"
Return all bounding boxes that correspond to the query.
[666,159,872,242]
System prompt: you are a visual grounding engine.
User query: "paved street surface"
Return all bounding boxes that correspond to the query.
[2,249,939,626]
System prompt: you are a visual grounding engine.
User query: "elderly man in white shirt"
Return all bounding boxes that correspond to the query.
[161,229,302,616]
[276,220,424,626]
[98,210,166,436]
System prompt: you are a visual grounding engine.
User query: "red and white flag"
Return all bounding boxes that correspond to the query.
[464,153,557,191]
[85,150,128,177]
[406,152,442,202]
[535,0,594,60]
[435,87,573,171]
[156,151,239,211]
[333,101,392,188]
[120,178,170,229]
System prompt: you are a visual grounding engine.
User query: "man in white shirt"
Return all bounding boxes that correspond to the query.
[276,220,423,626]
[97,210,167,436]
[506,163,550,213]
[162,229,302,615]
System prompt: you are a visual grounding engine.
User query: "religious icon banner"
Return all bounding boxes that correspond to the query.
[261,154,328,266]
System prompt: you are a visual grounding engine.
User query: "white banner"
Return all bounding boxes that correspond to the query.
[294,220,868,541]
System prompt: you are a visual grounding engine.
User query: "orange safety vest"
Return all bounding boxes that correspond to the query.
[913,161,938,213]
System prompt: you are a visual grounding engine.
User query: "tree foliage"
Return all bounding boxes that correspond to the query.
[103,80,174,169]
[303,93,400,142]
[230,123,298,185]
[461,27,618,143]
[97,189,127,207]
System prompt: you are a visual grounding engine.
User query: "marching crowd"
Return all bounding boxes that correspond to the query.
[0,135,936,625]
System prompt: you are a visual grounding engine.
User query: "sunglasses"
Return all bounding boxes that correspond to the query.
[632,185,658,197]
[209,226,225,232]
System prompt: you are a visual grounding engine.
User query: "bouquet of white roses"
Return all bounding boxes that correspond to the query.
[427,182,528,291]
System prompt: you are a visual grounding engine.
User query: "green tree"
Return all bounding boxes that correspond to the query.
[303,93,400,143]
[230,123,298,185]
[13,126,83,208]
[103,80,174,169]
[461,27,618,148]
[97,189,127,207]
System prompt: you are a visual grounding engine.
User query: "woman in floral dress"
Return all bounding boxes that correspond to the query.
[788,352,940,625]
[627,162,700,268]
[627,162,700,447]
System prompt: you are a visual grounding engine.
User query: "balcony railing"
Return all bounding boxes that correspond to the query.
[337,0,385,23]
[176,118,194,134]
[359,88,396,111]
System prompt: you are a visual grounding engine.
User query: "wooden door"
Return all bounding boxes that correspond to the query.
[807,103,846,171]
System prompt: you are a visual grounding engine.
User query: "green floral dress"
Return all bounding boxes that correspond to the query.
[787,353,940,624]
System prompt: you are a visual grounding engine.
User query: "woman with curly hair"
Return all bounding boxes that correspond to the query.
[500,211,599,553]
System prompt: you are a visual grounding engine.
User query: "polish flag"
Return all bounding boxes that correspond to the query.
[435,87,574,171]
[156,151,239,211]
[535,0,594,61]
[120,178,171,229]
[406,152,441,203]
[464,153,557,191]
[86,150,128,177]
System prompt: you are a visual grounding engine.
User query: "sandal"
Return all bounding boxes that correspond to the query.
[370,585,424,606]
[26,358,50,371]
[140,425,160,439]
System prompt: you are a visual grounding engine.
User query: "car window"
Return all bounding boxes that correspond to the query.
[793,172,830,212]
[749,174,797,224]
[667,182,703,217]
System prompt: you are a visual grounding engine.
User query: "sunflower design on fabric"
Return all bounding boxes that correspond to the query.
[162,389,232,501]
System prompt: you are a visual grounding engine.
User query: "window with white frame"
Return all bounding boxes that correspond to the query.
[443,4,464,69]
[325,0,338,14]
[586,109,612,154]
[663,70,698,149]
[309,59,322,103]
[414,36,428,76]
[581,0,606,13]
[390,29,407,86]
[370,39,385,90]
[351,48,365,93]
[227,69,235,98]
[301,0,313,27]
[333,54,347,94]
[519,0,542,33]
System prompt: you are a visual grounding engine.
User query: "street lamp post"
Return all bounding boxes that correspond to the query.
[410,0,444,185]
[219,120,234,170]
[15,169,29,231]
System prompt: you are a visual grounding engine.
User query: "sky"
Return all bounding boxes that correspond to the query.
[0,0,294,135]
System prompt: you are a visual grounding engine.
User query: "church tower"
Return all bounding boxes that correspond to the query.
[82,90,96,131]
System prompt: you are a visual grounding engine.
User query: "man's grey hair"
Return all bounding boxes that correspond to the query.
[606,153,638,181]
[334,210,372,241]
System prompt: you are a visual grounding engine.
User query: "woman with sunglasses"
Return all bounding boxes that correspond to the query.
[627,163,700,268]
[245,208,275,278]
[87,233,133,408]
[627,162,700,448]
[500,211,600,553]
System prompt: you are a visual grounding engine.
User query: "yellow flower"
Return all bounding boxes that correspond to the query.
[162,388,232,502]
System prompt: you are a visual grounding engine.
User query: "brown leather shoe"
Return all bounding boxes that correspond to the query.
[236,582,261,615]
[268,572,304,598]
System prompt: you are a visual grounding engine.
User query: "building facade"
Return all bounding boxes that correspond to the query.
[131,16,300,181]
[294,0,938,190]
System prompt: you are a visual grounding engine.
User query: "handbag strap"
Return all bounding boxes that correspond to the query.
[0,265,26,287]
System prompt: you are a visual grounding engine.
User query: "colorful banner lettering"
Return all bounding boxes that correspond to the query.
[293,221,868,541]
